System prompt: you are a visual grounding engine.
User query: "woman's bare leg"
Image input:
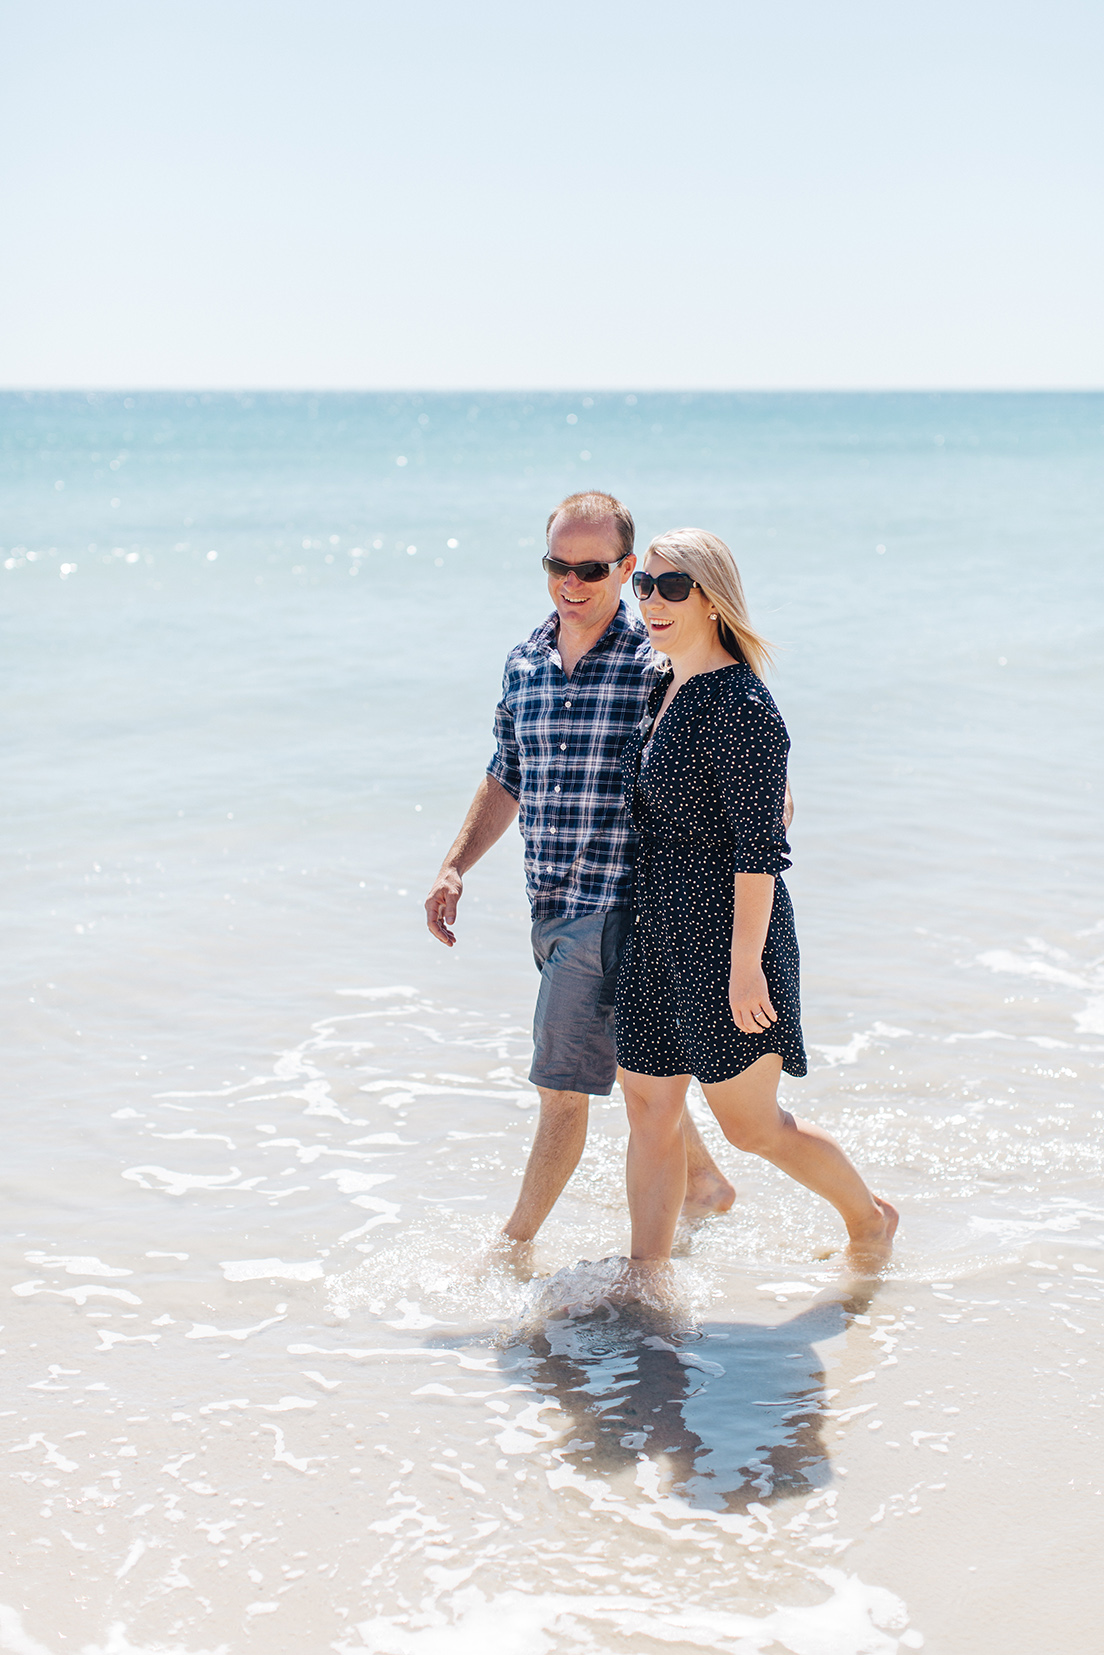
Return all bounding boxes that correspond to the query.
[702,1055,898,1267]
[616,1068,734,1216]
[622,1070,694,1259]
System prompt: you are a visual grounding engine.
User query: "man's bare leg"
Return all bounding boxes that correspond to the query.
[500,1083,734,1246]
[681,1105,735,1217]
[501,1088,589,1243]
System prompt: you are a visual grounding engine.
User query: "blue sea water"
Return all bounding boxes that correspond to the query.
[2,391,1103,1652]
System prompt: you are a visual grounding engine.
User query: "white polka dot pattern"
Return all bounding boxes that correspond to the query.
[615,664,807,1084]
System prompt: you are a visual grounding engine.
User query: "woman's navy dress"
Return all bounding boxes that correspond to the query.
[614,663,807,1084]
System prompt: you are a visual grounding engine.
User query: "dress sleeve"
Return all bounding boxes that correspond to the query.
[486,664,522,801]
[708,682,792,875]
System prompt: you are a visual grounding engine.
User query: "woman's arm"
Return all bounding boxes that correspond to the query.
[729,871,778,1033]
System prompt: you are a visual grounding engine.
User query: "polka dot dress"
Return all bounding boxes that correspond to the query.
[615,663,807,1084]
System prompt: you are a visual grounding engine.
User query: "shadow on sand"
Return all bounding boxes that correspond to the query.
[496,1280,878,1512]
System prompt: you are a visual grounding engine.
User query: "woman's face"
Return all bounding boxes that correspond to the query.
[637,551,715,657]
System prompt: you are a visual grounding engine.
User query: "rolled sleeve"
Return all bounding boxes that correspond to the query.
[710,694,791,876]
[486,684,522,801]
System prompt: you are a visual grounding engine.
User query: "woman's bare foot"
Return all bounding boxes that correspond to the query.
[843,1197,899,1276]
[682,1165,735,1221]
[607,1256,678,1307]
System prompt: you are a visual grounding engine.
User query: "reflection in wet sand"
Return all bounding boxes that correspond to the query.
[505,1283,876,1514]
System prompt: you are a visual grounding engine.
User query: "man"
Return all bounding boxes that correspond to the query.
[424,490,735,1243]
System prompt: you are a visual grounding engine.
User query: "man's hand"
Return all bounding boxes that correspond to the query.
[784,781,794,832]
[422,775,518,950]
[425,866,463,947]
[729,962,777,1035]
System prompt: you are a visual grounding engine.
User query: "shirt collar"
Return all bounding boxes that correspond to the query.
[537,600,640,659]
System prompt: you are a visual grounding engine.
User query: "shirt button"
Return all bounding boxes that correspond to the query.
[549,827,557,834]
[564,699,572,707]
[559,743,567,751]
[553,785,561,793]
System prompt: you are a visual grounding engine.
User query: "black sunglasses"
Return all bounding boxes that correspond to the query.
[542,552,629,583]
[632,571,700,602]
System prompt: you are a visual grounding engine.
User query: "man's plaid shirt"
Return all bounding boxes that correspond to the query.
[487,602,660,919]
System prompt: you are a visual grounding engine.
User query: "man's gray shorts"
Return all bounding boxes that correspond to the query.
[529,908,632,1094]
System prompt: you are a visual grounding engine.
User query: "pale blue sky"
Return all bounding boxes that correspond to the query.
[2,0,1101,388]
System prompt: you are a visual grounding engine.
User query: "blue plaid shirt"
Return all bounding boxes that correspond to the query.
[487,602,660,919]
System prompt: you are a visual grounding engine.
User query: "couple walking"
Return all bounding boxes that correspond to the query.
[425,491,896,1271]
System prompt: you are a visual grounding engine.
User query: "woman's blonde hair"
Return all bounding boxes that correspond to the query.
[646,528,774,678]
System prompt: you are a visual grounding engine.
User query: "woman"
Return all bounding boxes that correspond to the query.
[615,529,897,1269]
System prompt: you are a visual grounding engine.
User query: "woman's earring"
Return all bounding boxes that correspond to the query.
[709,612,718,621]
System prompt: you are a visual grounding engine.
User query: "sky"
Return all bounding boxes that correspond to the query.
[1,0,1101,390]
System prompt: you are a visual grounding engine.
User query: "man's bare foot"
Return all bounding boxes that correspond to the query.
[670,1218,698,1258]
[843,1197,899,1276]
[479,1234,540,1282]
[682,1166,736,1221]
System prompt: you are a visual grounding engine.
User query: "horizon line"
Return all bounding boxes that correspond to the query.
[3,384,1103,397]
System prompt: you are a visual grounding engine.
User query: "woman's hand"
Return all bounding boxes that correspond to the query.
[729,962,777,1035]
[729,873,776,1032]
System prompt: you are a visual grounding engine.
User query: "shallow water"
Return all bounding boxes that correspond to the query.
[2,391,1103,1653]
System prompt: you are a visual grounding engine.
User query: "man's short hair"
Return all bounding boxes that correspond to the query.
[545,491,635,560]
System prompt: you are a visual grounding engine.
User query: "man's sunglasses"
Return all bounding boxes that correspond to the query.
[542,552,629,583]
[632,571,701,602]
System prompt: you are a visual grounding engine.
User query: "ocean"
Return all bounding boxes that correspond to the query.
[3,389,1103,1653]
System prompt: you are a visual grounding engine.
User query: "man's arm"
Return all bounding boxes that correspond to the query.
[424,775,520,947]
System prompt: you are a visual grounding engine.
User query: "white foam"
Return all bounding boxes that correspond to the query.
[258,1423,322,1474]
[0,1603,55,1654]
[185,1314,286,1342]
[976,948,1086,990]
[24,1254,131,1277]
[322,1170,396,1194]
[1074,996,1104,1035]
[122,1165,246,1196]
[341,1569,914,1654]
[385,1300,447,1329]
[8,1435,79,1474]
[12,1284,141,1306]
[218,1258,324,1282]
[358,1081,524,1100]
[286,1344,500,1369]
[94,1331,160,1351]
[153,1075,275,1099]
[810,1033,871,1067]
[336,986,418,999]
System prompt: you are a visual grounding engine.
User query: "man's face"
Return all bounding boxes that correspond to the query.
[545,515,636,634]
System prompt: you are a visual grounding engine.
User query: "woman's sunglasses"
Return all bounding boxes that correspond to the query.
[632,571,700,602]
[542,552,629,583]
